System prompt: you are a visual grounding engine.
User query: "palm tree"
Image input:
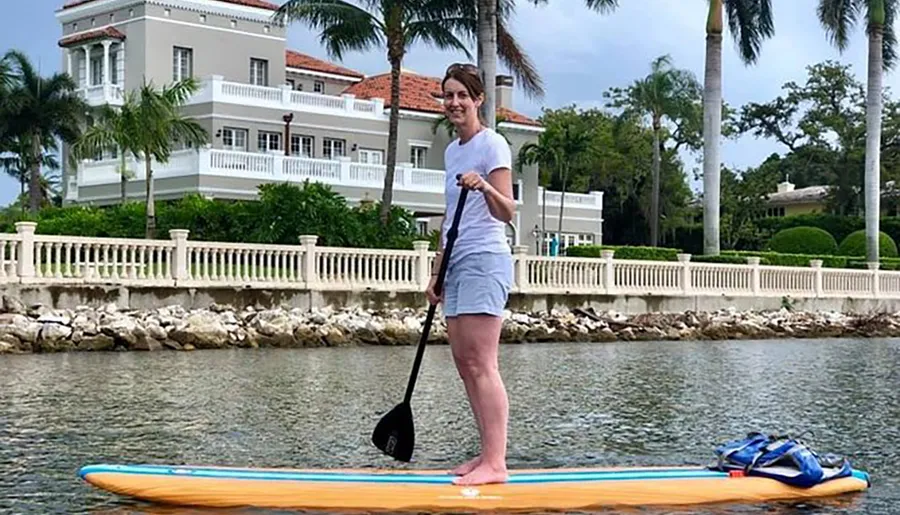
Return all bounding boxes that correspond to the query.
[2,49,87,213]
[476,0,619,128]
[703,0,774,255]
[518,114,592,251]
[70,100,142,204]
[273,0,473,226]
[1,135,60,212]
[71,78,208,238]
[607,54,702,247]
[817,0,896,263]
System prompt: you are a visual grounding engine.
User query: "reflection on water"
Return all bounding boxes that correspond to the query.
[1,337,898,514]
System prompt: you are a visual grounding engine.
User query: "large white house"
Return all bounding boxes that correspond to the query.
[54,0,604,253]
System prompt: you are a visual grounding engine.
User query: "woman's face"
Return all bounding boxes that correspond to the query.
[442,77,482,126]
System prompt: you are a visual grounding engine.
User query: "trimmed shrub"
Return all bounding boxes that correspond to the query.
[837,230,899,258]
[566,245,682,261]
[723,250,849,268]
[766,226,838,255]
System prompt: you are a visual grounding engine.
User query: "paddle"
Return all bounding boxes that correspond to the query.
[372,177,469,462]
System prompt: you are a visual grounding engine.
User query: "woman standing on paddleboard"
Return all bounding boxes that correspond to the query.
[425,62,516,486]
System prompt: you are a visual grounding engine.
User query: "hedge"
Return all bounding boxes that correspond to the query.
[837,230,899,258]
[0,182,423,250]
[766,226,838,255]
[565,245,681,261]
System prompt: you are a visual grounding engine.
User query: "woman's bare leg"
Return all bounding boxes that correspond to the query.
[447,317,484,475]
[449,313,508,486]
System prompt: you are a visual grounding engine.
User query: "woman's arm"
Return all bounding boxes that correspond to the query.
[457,168,515,223]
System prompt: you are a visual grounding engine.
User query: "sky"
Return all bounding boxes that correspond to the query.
[0,0,886,208]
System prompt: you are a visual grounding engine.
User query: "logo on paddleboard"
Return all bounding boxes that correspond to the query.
[438,487,501,501]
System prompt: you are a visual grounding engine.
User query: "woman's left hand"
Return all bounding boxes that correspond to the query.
[457,171,488,191]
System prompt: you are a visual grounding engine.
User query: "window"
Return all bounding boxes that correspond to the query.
[90,55,103,85]
[313,80,325,93]
[250,58,268,86]
[173,47,192,81]
[257,131,281,152]
[286,78,295,89]
[358,148,383,165]
[410,145,428,168]
[323,138,345,159]
[290,134,313,157]
[199,14,207,22]
[222,127,248,151]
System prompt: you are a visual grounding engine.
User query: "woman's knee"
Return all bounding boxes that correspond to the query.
[450,315,501,376]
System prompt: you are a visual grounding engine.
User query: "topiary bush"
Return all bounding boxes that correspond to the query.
[766,226,838,255]
[837,230,899,258]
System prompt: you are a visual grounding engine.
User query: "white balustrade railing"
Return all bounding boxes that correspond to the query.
[191,75,387,120]
[4,222,899,300]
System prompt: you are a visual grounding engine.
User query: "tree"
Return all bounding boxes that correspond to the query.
[605,54,703,247]
[2,49,88,213]
[702,0,775,256]
[71,78,208,238]
[274,0,475,227]
[1,135,60,212]
[817,0,897,263]
[70,99,142,204]
[476,0,619,129]
[519,106,594,252]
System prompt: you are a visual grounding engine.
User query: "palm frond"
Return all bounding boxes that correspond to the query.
[273,0,384,60]
[816,0,863,52]
[583,0,618,14]
[878,0,897,69]
[724,0,775,64]
[496,14,544,99]
[405,19,473,58]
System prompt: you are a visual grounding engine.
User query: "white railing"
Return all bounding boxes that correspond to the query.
[3,222,898,300]
[189,75,387,120]
[77,83,124,107]
[76,148,604,210]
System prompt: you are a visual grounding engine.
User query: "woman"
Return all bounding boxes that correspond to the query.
[425,62,516,486]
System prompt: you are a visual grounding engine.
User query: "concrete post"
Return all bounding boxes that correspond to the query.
[747,257,761,295]
[601,249,615,295]
[412,240,431,291]
[15,222,37,279]
[677,253,691,295]
[868,262,880,297]
[810,259,823,297]
[512,245,528,293]
[299,235,318,288]
[169,229,190,282]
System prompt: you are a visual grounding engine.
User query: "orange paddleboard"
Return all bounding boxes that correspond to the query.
[78,463,871,511]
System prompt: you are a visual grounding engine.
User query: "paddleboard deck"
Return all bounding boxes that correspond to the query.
[78,463,871,511]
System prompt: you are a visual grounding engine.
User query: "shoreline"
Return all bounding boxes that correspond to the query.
[1,294,898,354]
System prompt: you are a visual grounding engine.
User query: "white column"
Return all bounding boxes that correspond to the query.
[83,45,91,87]
[66,49,73,79]
[102,41,111,86]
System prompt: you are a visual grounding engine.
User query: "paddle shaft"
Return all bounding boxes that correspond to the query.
[402,184,469,404]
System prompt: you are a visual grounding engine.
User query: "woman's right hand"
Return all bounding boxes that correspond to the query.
[425,275,441,305]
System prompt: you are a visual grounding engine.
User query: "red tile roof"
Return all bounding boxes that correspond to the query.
[285,50,365,80]
[58,27,125,47]
[343,71,541,127]
[61,0,278,10]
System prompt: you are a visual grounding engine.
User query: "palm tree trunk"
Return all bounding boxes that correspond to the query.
[29,132,42,213]
[379,51,402,226]
[651,120,661,247]
[477,0,497,128]
[19,173,25,213]
[865,24,884,263]
[557,163,567,249]
[120,150,127,203]
[541,182,546,255]
[144,154,156,239]
[702,0,723,255]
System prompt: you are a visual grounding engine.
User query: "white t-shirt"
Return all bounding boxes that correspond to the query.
[441,128,513,266]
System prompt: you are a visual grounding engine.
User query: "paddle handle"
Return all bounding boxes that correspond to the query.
[402,179,469,404]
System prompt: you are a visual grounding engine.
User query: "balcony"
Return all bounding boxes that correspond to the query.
[73,148,603,212]
[188,76,387,121]
[77,83,124,107]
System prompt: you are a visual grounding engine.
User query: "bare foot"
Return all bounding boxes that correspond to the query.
[452,461,508,485]
[451,455,482,476]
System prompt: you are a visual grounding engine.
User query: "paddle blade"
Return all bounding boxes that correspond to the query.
[371,402,414,462]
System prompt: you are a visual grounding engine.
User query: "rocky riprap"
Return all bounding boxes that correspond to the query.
[1,294,899,354]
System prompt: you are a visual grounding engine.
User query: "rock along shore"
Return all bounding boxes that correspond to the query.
[1,294,899,354]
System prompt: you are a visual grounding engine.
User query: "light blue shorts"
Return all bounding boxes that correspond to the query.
[442,251,512,318]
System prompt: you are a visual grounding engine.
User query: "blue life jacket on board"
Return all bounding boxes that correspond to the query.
[708,432,854,488]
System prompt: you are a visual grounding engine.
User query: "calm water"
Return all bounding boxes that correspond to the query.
[1,337,898,514]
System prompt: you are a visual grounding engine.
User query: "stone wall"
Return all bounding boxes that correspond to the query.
[3,283,900,316]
